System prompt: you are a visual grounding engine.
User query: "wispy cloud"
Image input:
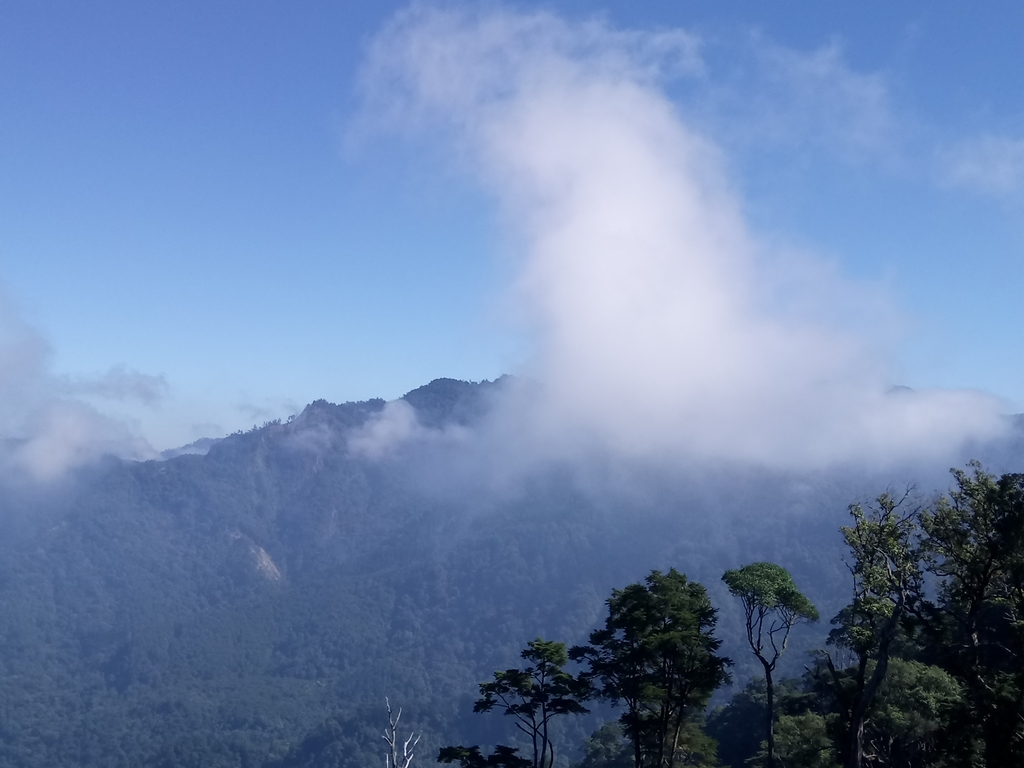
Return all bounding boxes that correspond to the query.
[348,399,424,460]
[358,5,1006,472]
[62,365,169,406]
[356,6,704,139]
[734,36,898,159]
[941,134,1024,196]
[0,292,159,481]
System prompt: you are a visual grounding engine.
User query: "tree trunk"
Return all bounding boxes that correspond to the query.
[764,664,775,768]
[540,703,549,768]
[845,631,895,768]
[627,712,644,768]
[668,713,684,768]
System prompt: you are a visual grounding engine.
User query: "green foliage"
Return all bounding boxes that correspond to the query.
[439,745,533,768]
[723,562,818,628]
[765,713,838,768]
[705,679,769,768]
[861,659,961,768]
[723,562,817,768]
[665,721,718,768]
[714,661,960,768]
[706,677,818,768]
[571,723,633,768]
[471,638,590,768]
[711,466,1024,768]
[701,465,1024,768]
[571,569,730,768]
[918,463,1024,766]
[828,493,923,658]
[821,492,924,768]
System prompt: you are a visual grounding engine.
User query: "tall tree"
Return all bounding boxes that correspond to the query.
[919,463,1024,765]
[723,562,818,768]
[822,492,923,768]
[571,569,730,768]
[473,638,590,768]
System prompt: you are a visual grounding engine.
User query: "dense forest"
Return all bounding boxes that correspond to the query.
[0,378,1021,767]
[443,465,1024,768]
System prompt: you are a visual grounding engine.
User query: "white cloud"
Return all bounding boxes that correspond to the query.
[0,292,159,481]
[347,398,473,460]
[8,399,154,481]
[347,399,423,459]
[738,37,897,158]
[360,5,1007,472]
[942,134,1024,195]
[357,5,703,140]
[63,365,168,405]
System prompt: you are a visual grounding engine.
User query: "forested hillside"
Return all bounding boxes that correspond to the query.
[0,379,1018,767]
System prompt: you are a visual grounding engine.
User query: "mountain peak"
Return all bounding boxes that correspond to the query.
[401,376,509,429]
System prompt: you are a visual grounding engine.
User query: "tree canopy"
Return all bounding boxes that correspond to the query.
[724,562,817,768]
[572,569,730,768]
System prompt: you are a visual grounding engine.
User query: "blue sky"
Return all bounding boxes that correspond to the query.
[1,1,1022,455]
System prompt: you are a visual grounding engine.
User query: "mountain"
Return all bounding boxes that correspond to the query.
[0,378,1015,767]
[160,437,223,460]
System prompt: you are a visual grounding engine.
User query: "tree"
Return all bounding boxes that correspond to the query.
[438,746,531,768]
[572,722,633,768]
[919,463,1024,765]
[763,713,838,768]
[859,659,961,768]
[705,679,772,768]
[474,638,590,768]
[571,569,730,768]
[440,638,589,768]
[723,562,818,768]
[822,492,923,768]
[382,698,420,768]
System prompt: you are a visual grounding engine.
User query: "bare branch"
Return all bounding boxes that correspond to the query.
[383,698,421,768]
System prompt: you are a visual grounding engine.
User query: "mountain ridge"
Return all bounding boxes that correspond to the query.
[0,376,1019,767]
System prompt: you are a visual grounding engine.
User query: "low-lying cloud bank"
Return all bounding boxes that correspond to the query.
[356,5,1008,472]
[0,297,159,482]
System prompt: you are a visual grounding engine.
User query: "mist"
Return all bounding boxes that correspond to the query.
[0,294,160,483]
[355,5,1009,477]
